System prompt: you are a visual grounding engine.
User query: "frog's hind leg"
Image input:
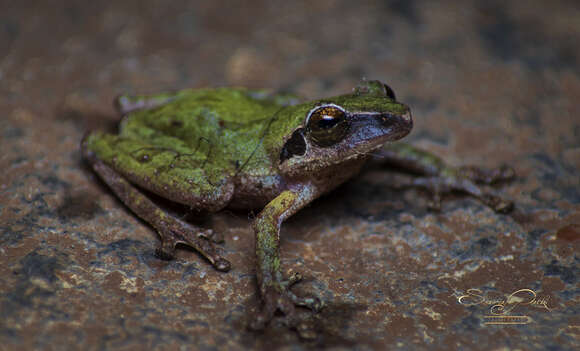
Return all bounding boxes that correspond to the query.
[82,136,232,272]
[377,143,515,213]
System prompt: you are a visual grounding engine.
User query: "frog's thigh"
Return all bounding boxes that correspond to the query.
[83,132,234,212]
[83,135,231,270]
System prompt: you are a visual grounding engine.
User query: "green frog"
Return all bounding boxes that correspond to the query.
[82,80,513,330]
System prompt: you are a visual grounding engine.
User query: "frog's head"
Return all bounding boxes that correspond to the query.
[278,80,412,176]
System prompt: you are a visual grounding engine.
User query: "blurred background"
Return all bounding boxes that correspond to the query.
[1,0,578,350]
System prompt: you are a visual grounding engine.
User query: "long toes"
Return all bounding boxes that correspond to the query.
[251,283,323,331]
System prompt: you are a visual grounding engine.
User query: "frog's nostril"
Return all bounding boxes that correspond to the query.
[378,110,412,128]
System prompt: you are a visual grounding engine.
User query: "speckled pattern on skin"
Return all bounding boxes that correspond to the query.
[1,0,579,350]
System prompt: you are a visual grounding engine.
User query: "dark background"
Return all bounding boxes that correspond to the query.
[1,0,578,349]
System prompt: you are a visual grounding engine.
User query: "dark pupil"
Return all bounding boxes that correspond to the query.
[318,115,339,129]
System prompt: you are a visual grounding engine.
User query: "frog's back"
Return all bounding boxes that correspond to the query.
[121,87,281,131]
[118,87,281,176]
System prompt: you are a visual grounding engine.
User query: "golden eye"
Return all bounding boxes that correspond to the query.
[306,105,349,147]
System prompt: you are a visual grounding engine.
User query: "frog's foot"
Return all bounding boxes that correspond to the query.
[251,273,322,334]
[377,144,515,213]
[411,174,514,213]
[198,229,225,244]
[155,219,231,271]
[81,147,232,271]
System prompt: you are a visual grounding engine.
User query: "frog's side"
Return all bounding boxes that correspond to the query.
[82,80,513,333]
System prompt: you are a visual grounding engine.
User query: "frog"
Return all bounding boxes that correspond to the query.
[82,80,514,331]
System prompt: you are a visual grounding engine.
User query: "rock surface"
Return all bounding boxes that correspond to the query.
[1,1,578,349]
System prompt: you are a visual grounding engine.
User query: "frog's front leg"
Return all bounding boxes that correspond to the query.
[251,184,323,329]
[377,143,515,213]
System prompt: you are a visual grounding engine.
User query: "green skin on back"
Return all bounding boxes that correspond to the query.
[82,80,513,333]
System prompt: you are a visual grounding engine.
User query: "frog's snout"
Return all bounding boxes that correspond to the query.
[378,107,413,140]
[401,109,413,133]
[401,108,413,125]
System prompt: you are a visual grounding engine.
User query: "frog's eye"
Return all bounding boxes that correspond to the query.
[383,84,396,100]
[306,105,349,147]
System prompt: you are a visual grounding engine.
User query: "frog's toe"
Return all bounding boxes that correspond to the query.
[295,320,318,340]
[493,165,516,183]
[287,270,303,286]
[481,194,514,214]
[155,239,177,260]
[198,229,224,243]
[455,180,514,213]
[457,164,516,184]
[426,192,442,212]
[252,289,321,340]
[212,257,231,272]
[251,283,322,331]
[250,293,278,330]
[291,293,323,312]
